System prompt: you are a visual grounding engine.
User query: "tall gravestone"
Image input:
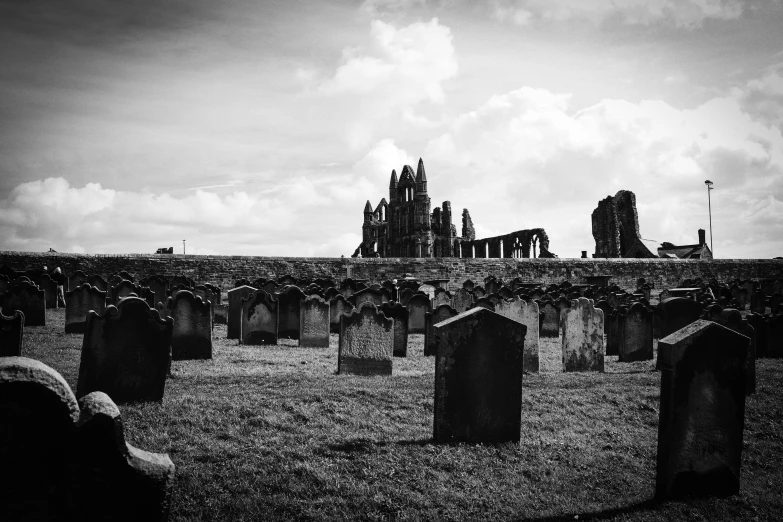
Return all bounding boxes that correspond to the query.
[77,297,173,403]
[0,309,24,356]
[407,293,431,334]
[767,313,783,358]
[338,303,394,376]
[424,304,458,357]
[538,301,560,338]
[330,295,354,334]
[2,281,45,327]
[618,302,654,362]
[381,302,410,357]
[562,297,605,372]
[745,313,768,359]
[227,285,256,339]
[65,284,107,334]
[656,320,749,499]
[169,291,213,360]
[68,270,88,291]
[0,357,175,521]
[34,273,59,309]
[656,297,704,339]
[140,275,169,309]
[433,307,526,443]
[300,295,330,348]
[240,289,278,345]
[606,307,622,356]
[495,297,540,372]
[276,285,305,341]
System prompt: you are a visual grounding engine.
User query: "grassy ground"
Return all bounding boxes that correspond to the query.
[19,308,783,521]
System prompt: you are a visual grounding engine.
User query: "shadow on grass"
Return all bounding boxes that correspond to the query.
[522,498,658,521]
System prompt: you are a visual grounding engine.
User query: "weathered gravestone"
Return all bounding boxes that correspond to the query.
[240,290,278,345]
[0,357,175,521]
[352,287,388,309]
[65,283,106,334]
[424,303,458,357]
[381,302,410,357]
[605,307,621,357]
[462,279,475,291]
[0,309,23,356]
[68,269,88,291]
[618,302,654,362]
[34,273,59,309]
[745,313,769,359]
[473,296,495,311]
[452,288,473,313]
[407,293,431,334]
[418,284,436,301]
[484,278,500,296]
[495,297,540,372]
[227,285,256,339]
[432,289,451,308]
[538,300,560,338]
[768,313,783,358]
[140,275,169,309]
[77,297,173,403]
[300,295,330,348]
[213,303,228,326]
[716,309,756,395]
[2,281,45,327]
[398,288,415,307]
[433,307,526,443]
[276,285,305,341]
[111,280,153,307]
[749,291,766,314]
[87,274,108,292]
[168,291,212,360]
[170,275,194,289]
[193,285,215,306]
[330,295,354,334]
[656,297,704,340]
[562,297,604,372]
[656,320,749,500]
[338,303,394,376]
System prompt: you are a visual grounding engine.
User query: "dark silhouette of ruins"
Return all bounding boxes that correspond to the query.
[354,158,555,259]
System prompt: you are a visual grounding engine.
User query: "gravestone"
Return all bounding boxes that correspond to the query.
[656,298,704,339]
[170,275,194,289]
[407,293,431,334]
[418,284,436,301]
[745,313,768,359]
[498,286,514,300]
[606,308,622,356]
[193,285,215,306]
[432,290,451,309]
[452,288,473,313]
[473,297,495,311]
[338,303,394,376]
[495,297,540,372]
[486,293,503,308]
[68,270,88,291]
[0,309,24,356]
[381,302,409,357]
[484,278,500,296]
[462,279,475,291]
[213,303,228,325]
[0,357,175,521]
[562,298,604,372]
[701,303,724,322]
[77,297,173,403]
[749,291,766,314]
[276,285,305,341]
[618,302,654,362]
[110,280,145,306]
[227,285,256,339]
[262,281,277,295]
[34,273,59,309]
[433,307,526,443]
[65,284,107,334]
[398,288,415,307]
[538,301,560,338]
[2,281,45,327]
[240,290,278,345]
[352,287,388,309]
[169,291,212,360]
[204,283,222,305]
[656,320,748,500]
[140,275,169,309]
[473,286,486,299]
[300,295,330,348]
[767,313,783,358]
[87,274,108,292]
[330,295,354,334]
[424,303,458,357]
[716,309,756,395]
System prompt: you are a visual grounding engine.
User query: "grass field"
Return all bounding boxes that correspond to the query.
[19,308,783,521]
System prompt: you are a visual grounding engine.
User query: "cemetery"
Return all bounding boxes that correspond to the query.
[0,261,782,521]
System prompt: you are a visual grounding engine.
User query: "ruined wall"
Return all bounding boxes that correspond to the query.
[592,190,655,258]
[1,251,781,293]
[460,228,553,259]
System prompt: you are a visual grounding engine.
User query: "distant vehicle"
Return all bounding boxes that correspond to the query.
[156,247,174,254]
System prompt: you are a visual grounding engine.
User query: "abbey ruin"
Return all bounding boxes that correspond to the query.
[353,158,556,259]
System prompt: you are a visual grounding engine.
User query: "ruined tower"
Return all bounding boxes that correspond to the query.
[591,190,655,258]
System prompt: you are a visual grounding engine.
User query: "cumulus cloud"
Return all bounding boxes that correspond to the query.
[490,0,743,28]
[735,70,783,130]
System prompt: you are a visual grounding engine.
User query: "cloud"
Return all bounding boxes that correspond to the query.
[735,70,783,130]
[490,0,743,28]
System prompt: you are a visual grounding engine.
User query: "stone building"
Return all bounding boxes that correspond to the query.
[658,229,713,260]
[354,158,556,259]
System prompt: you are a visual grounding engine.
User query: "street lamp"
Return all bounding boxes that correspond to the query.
[704,180,714,257]
[183,239,186,255]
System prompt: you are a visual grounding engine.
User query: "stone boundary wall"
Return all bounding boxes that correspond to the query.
[1,251,781,293]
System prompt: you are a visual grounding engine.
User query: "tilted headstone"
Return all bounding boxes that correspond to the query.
[329,295,354,334]
[452,288,474,313]
[424,303,457,357]
[338,303,394,376]
[240,289,278,345]
[2,281,45,327]
[381,302,409,357]
[276,285,305,341]
[0,357,175,520]
[495,297,540,372]
[168,291,212,360]
[77,297,173,403]
[34,273,59,309]
[300,295,330,348]
[617,302,654,362]
[562,297,604,372]
[0,309,24,356]
[433,307,526,443]
[227,285,256,339]
[538,301,560,338]
[65,283,107,334]
[407,293,431,334]
[656,297,704,340]
[656,320,748,500]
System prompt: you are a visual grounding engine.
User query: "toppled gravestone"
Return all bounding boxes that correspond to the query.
[77,297,173,403]
[338,303,394,376]
[656,320,749,500]
[0,357,175,521]
[433,307,526,443]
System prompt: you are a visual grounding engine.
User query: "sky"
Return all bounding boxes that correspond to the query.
[1,0,782,259]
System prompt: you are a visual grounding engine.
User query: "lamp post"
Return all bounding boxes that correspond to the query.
[183,239,186,255]
[704,180,713,257]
